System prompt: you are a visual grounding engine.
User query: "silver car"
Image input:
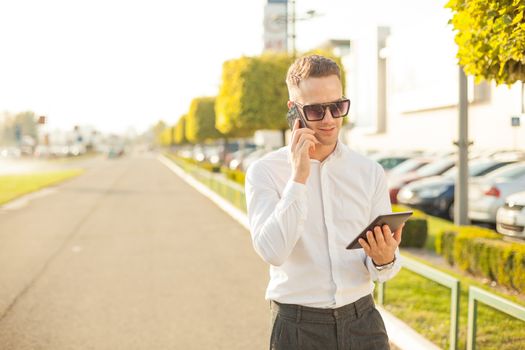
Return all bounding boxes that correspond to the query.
[496,190,525,239]
[468,162,525,224]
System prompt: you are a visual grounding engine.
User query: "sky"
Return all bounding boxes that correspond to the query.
[0,0,269,135]
[0,0,449,136]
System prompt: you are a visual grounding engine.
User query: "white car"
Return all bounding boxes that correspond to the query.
[496,191,525,239]
[468,162,525,224]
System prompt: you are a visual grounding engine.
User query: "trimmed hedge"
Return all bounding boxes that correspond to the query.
[393,205,428,248]
[435,226,525,293]
[399,218,428,248]
[172,155,220,173]
[220,166,245,186]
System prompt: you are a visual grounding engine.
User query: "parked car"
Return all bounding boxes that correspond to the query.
[0,147,21,158]
[468,162,525,224]
[192,145,220,164]
[496,190,525,239]
[370,153,413,172]
[228,147,258,170]
[388,157,454,204]
[386,157,435,178]
[397,159,515,219]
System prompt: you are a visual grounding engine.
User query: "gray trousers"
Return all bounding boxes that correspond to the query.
[269,294,390,350]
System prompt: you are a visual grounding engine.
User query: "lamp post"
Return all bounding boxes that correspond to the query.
[270,1,321,58]
[289,1,320,58]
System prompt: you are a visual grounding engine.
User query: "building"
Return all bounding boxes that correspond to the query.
[339,1,524,154]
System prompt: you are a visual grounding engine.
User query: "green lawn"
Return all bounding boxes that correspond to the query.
[0,169,84,205]
[382,267,525,350]
[387,205,524,348]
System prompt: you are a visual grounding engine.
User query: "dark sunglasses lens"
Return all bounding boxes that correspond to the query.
[330,100,350,117]
[304,105,325,120]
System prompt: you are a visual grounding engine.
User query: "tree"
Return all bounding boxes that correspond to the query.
[159,127,174,146]
[186,97,222,143]
[215,54,294,139]
[446,0,525,85]
[216,51,348,143]
[14,111,38,140]
[0,111,38,146]
[174,115,187,145]
[446,0,525,225]
[152,120,167,146]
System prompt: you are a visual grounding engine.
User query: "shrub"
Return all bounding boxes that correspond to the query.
[400,218,428,248]
[220,167,246,185]
[435,225,525,293]
[511,247,525,291]
[436,231,457,264]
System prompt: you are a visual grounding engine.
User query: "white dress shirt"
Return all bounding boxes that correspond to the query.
[245,142,401,308]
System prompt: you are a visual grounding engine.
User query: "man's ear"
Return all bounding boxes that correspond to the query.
[287,100,294,109]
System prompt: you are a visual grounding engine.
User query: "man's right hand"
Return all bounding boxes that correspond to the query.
[290,118,320,184]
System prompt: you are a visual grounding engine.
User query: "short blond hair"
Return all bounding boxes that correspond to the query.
[285,55,341,98]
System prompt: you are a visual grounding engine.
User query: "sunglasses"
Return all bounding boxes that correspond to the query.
[294,98,350,121]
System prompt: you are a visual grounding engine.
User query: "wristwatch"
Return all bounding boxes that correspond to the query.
[373,256,396,271]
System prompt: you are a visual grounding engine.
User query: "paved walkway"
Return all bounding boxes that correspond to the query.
[0,153,269,349]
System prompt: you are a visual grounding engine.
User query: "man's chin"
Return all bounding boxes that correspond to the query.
[317,137,338,148]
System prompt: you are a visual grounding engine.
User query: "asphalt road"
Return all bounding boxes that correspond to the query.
[0,153,269,350]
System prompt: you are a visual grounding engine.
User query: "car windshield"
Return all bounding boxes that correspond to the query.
[443,160,504,178]
[484,163,525,180]
[388,159,430,175]
[416,158,454,177]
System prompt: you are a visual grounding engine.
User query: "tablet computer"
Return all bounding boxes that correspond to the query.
[345,211,413,250]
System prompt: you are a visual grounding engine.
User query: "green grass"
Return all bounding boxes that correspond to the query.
[382,254,525,350]
[0,169,84,205]
[388,207,525,348]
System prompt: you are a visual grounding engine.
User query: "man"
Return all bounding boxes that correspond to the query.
[245,55,404,350]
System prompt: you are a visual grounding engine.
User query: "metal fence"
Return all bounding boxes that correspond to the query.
[376,257,460,350]
[169,156,247,212]
[467,286,525,350]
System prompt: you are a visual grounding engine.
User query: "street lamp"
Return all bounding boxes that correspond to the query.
[269,1,322,58]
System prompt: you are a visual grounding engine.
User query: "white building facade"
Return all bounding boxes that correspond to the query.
[337,1,525,154]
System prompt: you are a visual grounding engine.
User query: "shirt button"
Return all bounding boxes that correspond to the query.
[333,310,339,317]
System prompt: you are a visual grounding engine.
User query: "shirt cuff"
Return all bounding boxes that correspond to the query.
[367,249,402,283]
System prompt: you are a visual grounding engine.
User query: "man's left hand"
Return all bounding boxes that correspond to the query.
[358,223,404,266]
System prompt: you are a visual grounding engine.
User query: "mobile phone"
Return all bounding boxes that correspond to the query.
[287,105,307,129]
[346,211,413,250]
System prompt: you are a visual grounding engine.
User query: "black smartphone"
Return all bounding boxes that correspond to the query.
[346,211,413,250]
[287,105,307,129]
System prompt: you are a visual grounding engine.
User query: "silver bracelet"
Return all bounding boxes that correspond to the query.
[373,256,396,271]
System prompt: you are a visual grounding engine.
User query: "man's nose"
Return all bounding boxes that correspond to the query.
[323,106,335,122]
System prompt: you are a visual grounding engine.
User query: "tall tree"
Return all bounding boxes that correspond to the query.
[216,51,347,143]
[215,54,293,139]
[14,111,38,140]
[174,115,187,145]
[186,97,222,143]
[152,120,167,146]
[447,0,525,85]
